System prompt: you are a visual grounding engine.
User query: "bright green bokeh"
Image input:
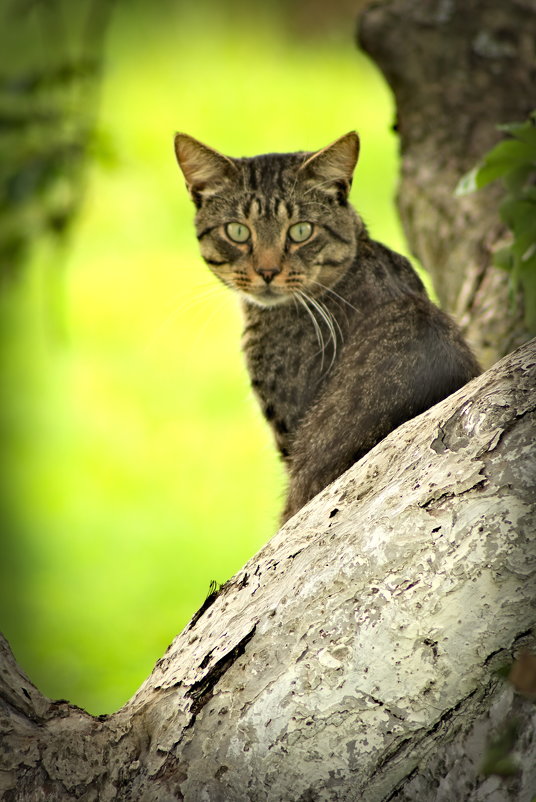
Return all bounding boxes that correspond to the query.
[2,3,410,713]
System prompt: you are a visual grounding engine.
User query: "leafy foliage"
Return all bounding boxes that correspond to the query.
[457,111,536,333]
[0,0,113,279]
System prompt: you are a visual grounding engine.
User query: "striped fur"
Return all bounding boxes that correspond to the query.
[175,133,480,522]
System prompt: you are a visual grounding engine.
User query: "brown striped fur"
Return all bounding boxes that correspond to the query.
[174,132,480,522]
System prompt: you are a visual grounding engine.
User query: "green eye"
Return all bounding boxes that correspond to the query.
[288,222,313,243]
[226,222,251,243]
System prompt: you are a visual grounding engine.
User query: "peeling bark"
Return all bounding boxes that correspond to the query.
[1,338,535,801]
[358,0,536,367]
[2,2,535,797]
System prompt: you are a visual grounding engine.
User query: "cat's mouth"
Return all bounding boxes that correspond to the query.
[243,286,292,308]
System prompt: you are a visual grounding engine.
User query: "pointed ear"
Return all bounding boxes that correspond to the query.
[174,133,237,203]
[298,132,360,196]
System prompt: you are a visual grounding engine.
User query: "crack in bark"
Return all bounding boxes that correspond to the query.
[367,693,407,723]
[288,548,305,560]
[379,687,481,801]
[382,765,420,802]
[422,638,439,660]
[418,470,488,509]
[185,625,257,728]
[510,628,535,652]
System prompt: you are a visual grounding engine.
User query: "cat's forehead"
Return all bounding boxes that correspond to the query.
[234,151,309,192]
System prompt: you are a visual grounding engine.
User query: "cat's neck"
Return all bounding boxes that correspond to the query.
[239,228,429,463]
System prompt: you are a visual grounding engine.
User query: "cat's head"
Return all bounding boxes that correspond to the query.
[174,132,361,307]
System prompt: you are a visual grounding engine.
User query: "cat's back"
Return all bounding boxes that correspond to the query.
[335,239,480,407]
[283,250,480,519]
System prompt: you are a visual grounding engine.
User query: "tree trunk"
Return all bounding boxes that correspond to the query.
[1,337,535,801]
[2,2,535,799]
[359,0,536,368]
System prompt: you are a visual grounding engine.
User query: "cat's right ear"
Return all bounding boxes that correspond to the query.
[174,133,237,207]
[299,132,360,199]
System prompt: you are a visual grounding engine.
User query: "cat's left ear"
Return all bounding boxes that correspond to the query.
[299,132,360,198]
[174,133,237,206]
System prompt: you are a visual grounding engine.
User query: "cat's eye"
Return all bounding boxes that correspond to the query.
[226,222,251,243]
[288,222,313,243]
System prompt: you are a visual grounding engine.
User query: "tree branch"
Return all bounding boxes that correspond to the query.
[358,0,536,366]
[1,338,535,800]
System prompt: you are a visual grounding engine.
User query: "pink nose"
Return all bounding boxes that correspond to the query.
[255,267,281,284]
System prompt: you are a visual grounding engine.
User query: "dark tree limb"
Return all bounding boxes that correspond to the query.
[359,0,536,367]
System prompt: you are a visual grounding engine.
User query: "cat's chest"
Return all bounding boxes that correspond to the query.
[241,302,340,452]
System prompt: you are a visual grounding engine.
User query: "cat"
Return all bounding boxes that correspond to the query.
[174,131,480,522]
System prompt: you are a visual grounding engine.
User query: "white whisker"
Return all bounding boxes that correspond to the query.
[294,290,326,371]
[311,279,359,314]
[301,290,340,371]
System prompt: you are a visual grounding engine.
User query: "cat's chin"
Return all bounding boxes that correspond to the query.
[241,288,293,308]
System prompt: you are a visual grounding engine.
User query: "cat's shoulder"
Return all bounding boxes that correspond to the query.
[364,238,426,296]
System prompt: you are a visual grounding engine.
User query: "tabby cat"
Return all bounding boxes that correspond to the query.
[174,132,480,522]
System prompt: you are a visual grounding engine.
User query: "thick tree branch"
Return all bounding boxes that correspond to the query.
[358,0,536,366]
[1,338,535,801]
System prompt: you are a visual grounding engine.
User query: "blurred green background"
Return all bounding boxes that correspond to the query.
[1,0,410,714]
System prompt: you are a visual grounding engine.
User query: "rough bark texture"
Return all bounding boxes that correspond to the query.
[1,338,535,801]
[2,1,535,798]
[359,0,536,368]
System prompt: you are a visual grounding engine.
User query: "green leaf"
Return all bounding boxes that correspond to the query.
[455,166,478,196]
[493,246,514,272]
[511,230,536,263]
[498,112,536,147]
[503,163,536,193]
[521,186,536,203]
[457,111,536,333]
[474,139,536,188]
[499,198,536,236]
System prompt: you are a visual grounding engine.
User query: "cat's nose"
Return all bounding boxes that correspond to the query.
[255,266,281,284]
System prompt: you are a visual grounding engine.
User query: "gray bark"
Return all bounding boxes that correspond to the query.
[358,0,536,368]
[1,337,535,801]
[2,1,535,798]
